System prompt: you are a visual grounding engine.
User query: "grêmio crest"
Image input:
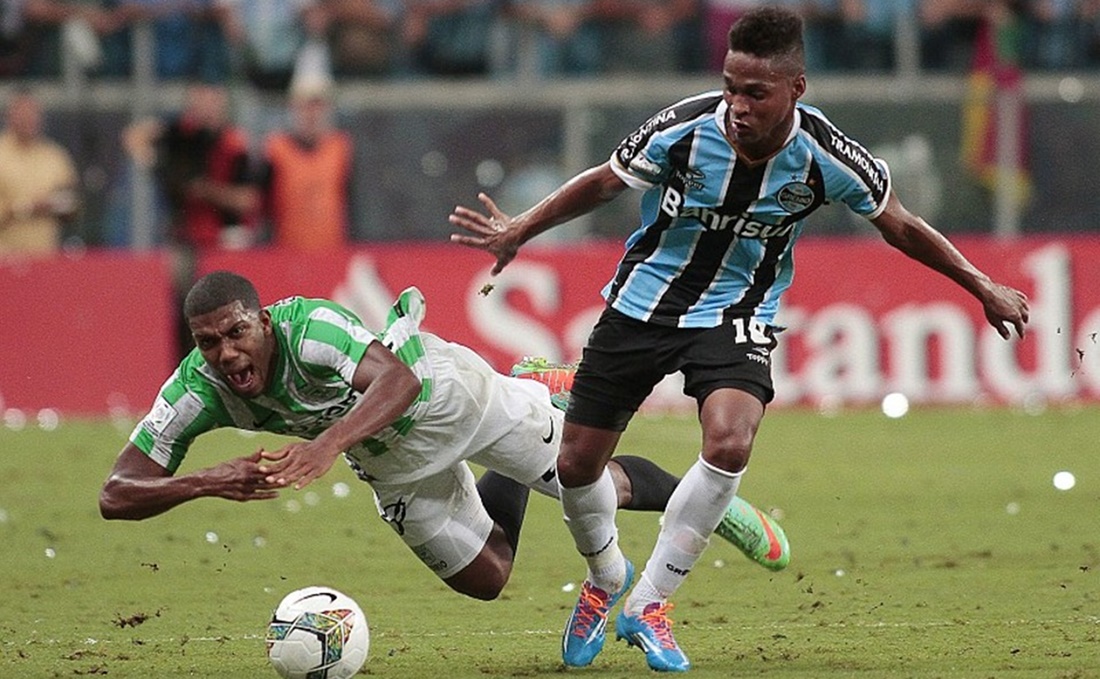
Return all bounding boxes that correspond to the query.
[776,182,815,213]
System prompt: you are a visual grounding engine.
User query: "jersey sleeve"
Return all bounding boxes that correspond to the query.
[801,106,892,219]
[834,154,891,220]
[610,138,669,191]
[609,93,722,191]
[379,286,430,382]
[128,368,221,474]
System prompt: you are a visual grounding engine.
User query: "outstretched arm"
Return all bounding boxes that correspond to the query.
[449,161,628,275]
[99,444,281,521]
[261,341,422,489]
[870,192,1029,339]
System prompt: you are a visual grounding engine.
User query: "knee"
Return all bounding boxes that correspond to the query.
[445,543,513,601]
[702,426,755,473]
[555,426,620,487]
[556,451,604,488]
[449,566,508,601]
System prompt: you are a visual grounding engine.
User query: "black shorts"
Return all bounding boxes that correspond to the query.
[565,306,778,432]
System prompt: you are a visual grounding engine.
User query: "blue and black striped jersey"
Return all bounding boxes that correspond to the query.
[605,93,891,328]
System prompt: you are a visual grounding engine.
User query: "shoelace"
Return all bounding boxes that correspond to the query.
[639,603,679,650]
[570,583,610,638]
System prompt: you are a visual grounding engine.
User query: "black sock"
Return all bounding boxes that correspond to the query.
[476,471,531,556]
[613,455,681,512]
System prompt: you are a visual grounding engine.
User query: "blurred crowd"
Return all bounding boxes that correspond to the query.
[3,0,1100,260]
[1,74,351,257]
[3,0,1100,85]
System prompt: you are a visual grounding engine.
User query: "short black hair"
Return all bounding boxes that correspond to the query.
[183,271,262,319]
[727,6,805,68]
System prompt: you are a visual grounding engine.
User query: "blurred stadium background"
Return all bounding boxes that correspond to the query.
[2,8,1098,676]
[1,2,1098,419]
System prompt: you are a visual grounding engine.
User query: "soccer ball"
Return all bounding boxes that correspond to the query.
[265,586,369,679]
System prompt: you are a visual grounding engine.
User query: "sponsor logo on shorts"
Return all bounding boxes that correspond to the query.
[748,352,770,366]
[380,498,408,536]
[413,543,448,574]
[542,416,555,444]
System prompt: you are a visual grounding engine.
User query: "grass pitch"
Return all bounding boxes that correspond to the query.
[0,407,1097,678]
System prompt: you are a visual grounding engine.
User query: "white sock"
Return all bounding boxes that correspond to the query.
[559,467,625,592]
[626,572,665,614]
[626,456,742,615]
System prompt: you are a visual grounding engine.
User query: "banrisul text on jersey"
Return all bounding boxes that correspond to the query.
[605,94,890,329]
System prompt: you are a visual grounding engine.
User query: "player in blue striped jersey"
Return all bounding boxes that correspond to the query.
[100,270,788,605]
[451,6,1030,672]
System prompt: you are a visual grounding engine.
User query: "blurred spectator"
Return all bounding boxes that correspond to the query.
[835,0,918,72]
[821,0,981,73]
[215,0,326,90]
[699,0,760,70]
[16,0,128,77]
[1085,0,1100,65]
[595,0,701,74]
[255,74,353,250]
[123,82,260,250]
[404,0,495,76]
[494,1,604,78]
[696,1,843,73]
[0,89,80,256]
[913,0,978,72]
[793,1,843,72]
[1028,0,1085,69]
[1,0,36,76]
[323,0,401,78]
[112,0,231,81]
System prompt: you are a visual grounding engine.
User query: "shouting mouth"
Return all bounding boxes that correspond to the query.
[225,366,257,394]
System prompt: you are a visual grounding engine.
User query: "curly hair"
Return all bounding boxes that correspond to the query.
[727,6,805,68]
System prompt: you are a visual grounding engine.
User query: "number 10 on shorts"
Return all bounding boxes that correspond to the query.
[731,317,770,345]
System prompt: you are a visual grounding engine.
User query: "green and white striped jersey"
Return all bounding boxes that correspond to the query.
[130,290,432,474]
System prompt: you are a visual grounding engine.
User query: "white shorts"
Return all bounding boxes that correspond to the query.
[360,334,563,579]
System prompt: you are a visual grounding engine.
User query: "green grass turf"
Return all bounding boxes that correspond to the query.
[0,407,1097,678]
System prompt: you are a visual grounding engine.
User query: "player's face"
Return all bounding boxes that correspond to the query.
[189,301,276,398]
[721,50,805,161]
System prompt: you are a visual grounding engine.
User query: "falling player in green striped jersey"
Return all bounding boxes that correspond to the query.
[100,270,788,602]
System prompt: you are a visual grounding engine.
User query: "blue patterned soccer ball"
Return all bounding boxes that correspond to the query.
[265,586,369,679]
